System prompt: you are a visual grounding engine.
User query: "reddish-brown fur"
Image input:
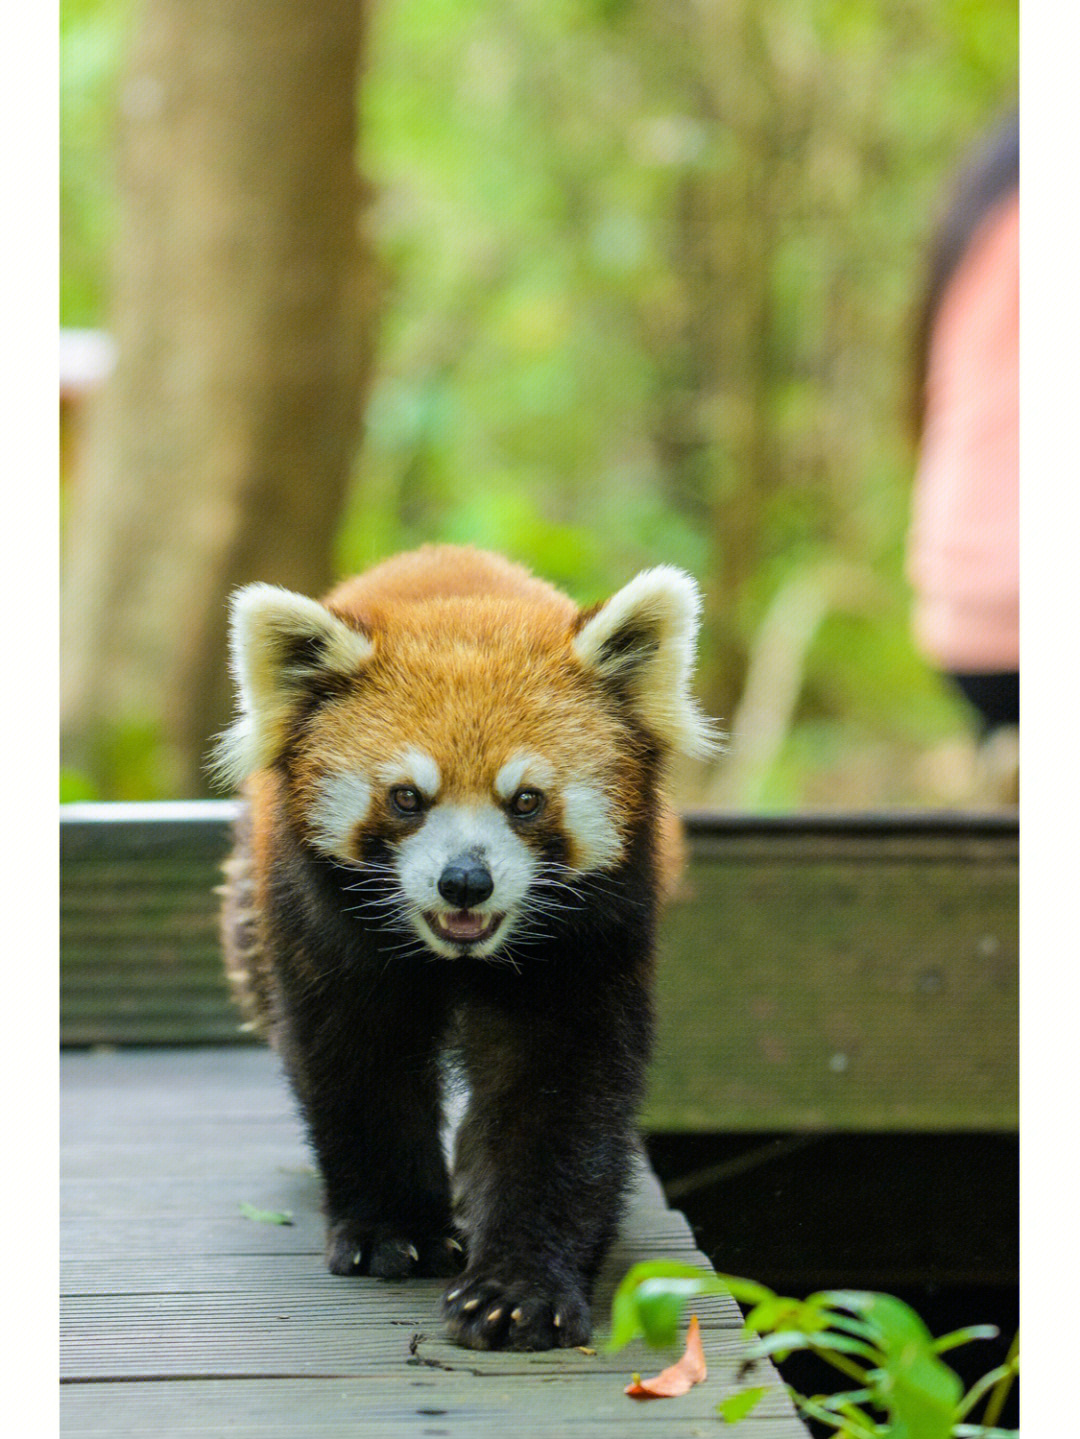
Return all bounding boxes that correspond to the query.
[272,547,680,883]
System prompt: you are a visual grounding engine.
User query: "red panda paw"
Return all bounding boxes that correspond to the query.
[442,1271,591,1351]
[325,1219,466,1280]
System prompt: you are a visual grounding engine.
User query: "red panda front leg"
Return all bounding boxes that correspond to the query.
[444,972,651,1350]
[274,965,465,1282]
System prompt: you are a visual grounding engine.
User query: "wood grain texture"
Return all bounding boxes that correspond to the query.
[652,817,1017,1129]
[60,1047,805,1436]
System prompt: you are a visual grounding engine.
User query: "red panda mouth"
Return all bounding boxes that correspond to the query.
[424,910,504,945]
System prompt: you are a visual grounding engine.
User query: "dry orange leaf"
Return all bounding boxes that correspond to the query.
[624,1314,707,1400]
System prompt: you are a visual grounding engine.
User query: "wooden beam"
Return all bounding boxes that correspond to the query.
[60,803,1017,1130]
[653,813,1017,1130]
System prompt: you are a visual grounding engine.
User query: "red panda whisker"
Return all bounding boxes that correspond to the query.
[530,866,623,899]
[326,859,393,878]
[527,886,591,909]
[479,950,523,975]
[376,933,430,964]
[341,899,410,915]
[524,894,587,914]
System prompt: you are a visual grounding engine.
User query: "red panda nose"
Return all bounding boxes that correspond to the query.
[437,857,494,909]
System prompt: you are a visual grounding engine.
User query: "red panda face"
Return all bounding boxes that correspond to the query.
[284,623,641,958]
[301,739,616,958]
[216,552,717,960]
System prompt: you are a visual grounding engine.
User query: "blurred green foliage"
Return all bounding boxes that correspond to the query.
[59,766,100,804]
[60,0,131,325]
[60,0,1016,807]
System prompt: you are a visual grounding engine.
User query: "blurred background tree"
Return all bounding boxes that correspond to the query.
[60,0,378,796]
[59,0,1017,808]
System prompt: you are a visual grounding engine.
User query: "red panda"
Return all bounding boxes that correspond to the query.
[216,545,716,1351]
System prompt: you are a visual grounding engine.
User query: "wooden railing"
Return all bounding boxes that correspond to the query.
[60,802,1017,1131]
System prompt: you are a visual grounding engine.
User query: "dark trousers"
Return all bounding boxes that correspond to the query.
[947,671,1019,734]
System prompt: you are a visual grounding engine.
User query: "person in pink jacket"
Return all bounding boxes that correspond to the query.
[907,112,1018,748]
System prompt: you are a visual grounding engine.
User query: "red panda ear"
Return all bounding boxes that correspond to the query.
[572,567,721,759]
[211,584,373,787]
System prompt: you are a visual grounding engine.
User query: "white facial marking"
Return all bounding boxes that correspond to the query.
[396,803,538,958]
[561,782,622,871]
[376,747,441,798]
[494,751,555,802]
[308,771,373,857]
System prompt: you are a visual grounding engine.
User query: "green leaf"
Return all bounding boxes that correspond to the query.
[806,1387,874,1413]
[238,1202,294,1225]
[607,1264,778,1351]
[716,1386,768,1423]
[793,1391,879,1439]
[634,1278,713,1347]
[607,1260,721,1350]
[955,1358,1019,1421]
[814,1289,897,1322]
[932,1325,999,1355]
[864,1292,940,1347]
[980,1332,1019,1429]
[952,1427,1020,1438]
[746,1294,830,1338]
[712,1272,777,1309]
[865,1300,961,1439]
[750,1330,879,1363]
[815,1312,879,1344]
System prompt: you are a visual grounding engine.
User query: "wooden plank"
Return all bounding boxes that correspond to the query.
[61,1379,803,1438]
[654,817,1017,1130]
[60,802,246,1050]
[60,1047,806,1436]
[60,803,1017,1129]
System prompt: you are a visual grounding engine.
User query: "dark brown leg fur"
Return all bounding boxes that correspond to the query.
[443,956,651,1351]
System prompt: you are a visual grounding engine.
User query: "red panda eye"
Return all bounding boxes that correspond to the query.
[510,788,544,818]
[389,786,423,816]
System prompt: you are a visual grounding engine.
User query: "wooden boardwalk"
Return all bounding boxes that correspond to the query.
[60,1046,807,1437]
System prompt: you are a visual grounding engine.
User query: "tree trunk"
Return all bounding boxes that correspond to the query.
[636,1,818,727]
[61,0,378,797]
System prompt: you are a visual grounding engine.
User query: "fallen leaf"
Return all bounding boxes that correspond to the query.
[625,1314,707,1399]
[717,1385,768,1422]
[239,1201,294,1225]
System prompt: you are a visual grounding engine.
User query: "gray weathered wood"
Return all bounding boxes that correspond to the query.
[60,1047,806,1436]
[654,816,1017,1129]
[60,802,1017,1128]
[61,1382,804,1439]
